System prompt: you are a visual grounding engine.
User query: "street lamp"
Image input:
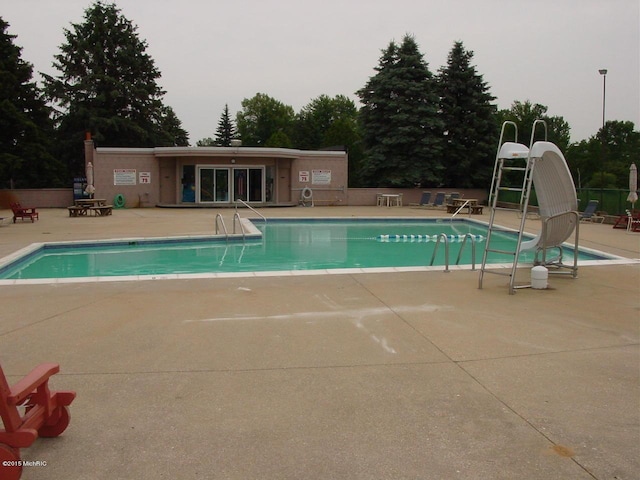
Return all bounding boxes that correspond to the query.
[598,68,607,206]
[599,69,607,129]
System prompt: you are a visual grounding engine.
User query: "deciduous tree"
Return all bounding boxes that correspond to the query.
[293,95,358,149]
[567,120,640,188]
[236,93,294,147]
[496,101,570,153]
[293,94,363,185]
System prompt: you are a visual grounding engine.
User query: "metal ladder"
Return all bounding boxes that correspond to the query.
[478,120,547,294]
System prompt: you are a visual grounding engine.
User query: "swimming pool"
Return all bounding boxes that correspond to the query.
[0,218,615,283]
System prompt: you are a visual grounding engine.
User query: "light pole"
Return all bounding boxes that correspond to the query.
[598,69,607,206]
[599,69,607,129]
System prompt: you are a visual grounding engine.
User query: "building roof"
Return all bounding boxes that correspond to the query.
[95,146,347,159]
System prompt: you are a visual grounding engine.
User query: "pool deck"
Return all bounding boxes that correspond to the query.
[0,206,638,479]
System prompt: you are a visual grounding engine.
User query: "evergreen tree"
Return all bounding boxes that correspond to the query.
[43,1,188,176]
[156,106,190,147]
[0,18,65,188]
[436,41,498,188]
[214,104,237,146]
[357,35,443,187]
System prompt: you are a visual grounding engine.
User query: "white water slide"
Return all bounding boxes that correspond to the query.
[480,120,580,293]
[519,141,579,254]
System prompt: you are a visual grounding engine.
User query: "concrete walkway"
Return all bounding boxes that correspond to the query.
[0,207,638,479]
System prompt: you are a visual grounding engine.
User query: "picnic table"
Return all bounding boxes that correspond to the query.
[446,198,483,214]
[377,193,403,207]
[68,199,113,217]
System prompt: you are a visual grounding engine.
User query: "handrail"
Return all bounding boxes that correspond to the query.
[235,199,266,223]
[214,213,228,238]
[489,121,518,207]
[429,234,450,272]
[455,233,477,270]
[529,119,548,147]
[232,212,245,239]
[501,120,519,144]
[450,199,471,218]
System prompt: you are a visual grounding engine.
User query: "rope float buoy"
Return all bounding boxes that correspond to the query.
[114,194,126,208]
[376,234,485,242]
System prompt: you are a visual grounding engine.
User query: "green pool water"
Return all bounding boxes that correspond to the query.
[0,219,607,280]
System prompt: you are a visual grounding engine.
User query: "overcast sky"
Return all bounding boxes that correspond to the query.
[3,0,639,145]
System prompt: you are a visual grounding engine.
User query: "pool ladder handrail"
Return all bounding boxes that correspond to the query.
[215,213,247,241]
[232,212,245,239]
[429,233,478,272]
[235,199,267,224]
[215,213,228,239]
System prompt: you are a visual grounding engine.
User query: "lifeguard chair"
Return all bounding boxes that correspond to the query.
[0,362,75,480]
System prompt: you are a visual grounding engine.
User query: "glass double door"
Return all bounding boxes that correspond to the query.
[198,167,263,203]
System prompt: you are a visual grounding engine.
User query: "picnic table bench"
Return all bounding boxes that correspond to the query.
[89,205,113,216]
[67,199,112,217]
[446,204,484,214]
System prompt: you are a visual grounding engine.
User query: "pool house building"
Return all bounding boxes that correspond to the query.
[83,137,349,208]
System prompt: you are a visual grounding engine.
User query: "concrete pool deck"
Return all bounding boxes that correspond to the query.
[0,206,638,479]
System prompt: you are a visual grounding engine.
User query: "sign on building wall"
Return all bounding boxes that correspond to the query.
[299,170,310,183]
[312,169,331,185]
[139,172,151,184]
[114,169,137,185]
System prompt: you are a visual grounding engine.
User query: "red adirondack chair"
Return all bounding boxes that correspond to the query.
[9,203,39,223]
[612,209,640,230]
[0,363,75,480]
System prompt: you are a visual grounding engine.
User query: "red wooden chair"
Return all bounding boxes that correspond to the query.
[9,203,39,223]
[0,363,75,480]
[612,209,640,230]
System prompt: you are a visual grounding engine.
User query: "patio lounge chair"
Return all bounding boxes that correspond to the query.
[518,141,579,272]
[431,192,446,208]
[409,191,431,207]
[10,202,38,223]
[0,362,75,480]
[579,200,600,222]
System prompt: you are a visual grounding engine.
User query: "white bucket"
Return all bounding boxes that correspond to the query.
[531,266,549,289]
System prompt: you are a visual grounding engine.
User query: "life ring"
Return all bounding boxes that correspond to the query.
[114,194,125,208]
[300,187,313,207]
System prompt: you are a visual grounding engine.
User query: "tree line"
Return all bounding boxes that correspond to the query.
[1,2,637,191]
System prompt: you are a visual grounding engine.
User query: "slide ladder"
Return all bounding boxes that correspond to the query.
[479,121,536,294]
